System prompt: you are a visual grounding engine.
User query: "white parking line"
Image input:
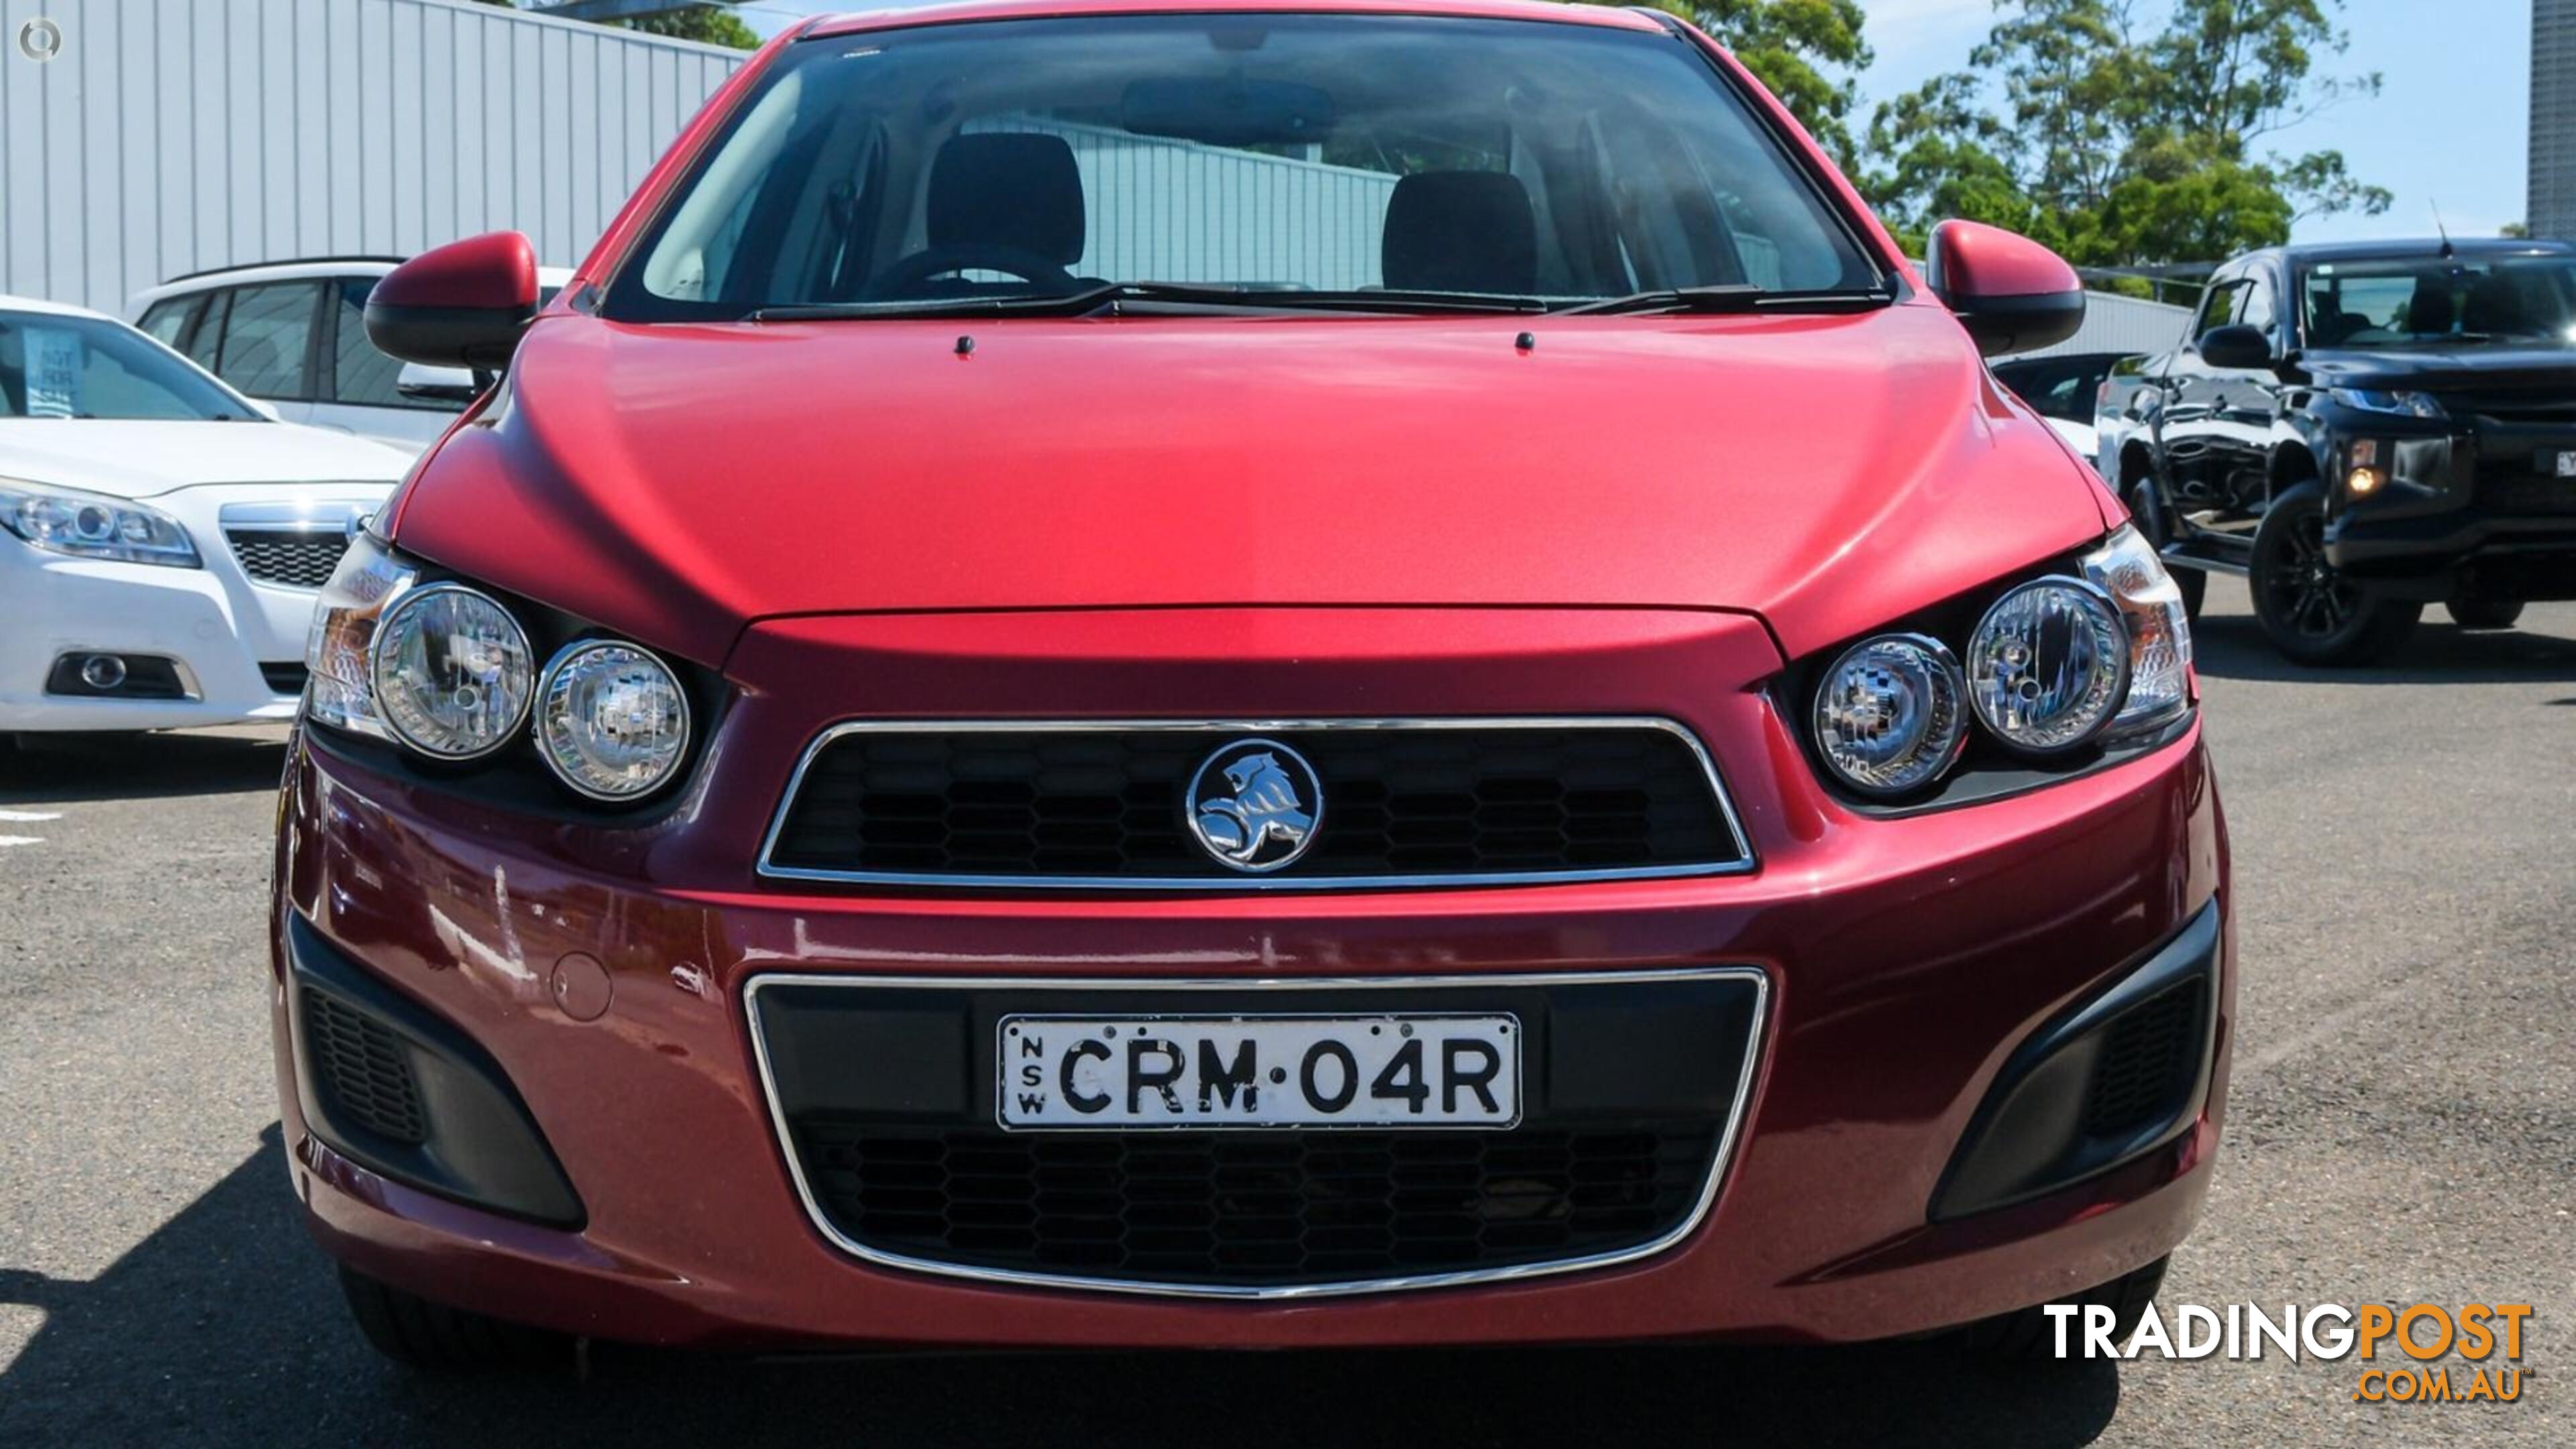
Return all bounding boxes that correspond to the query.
[0,810,64,822]
[0,836,42,848]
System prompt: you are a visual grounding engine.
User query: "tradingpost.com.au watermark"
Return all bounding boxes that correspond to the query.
[2049,1301,2532,1404]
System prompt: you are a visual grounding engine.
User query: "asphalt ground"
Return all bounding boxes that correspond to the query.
[2,591,2569,1446]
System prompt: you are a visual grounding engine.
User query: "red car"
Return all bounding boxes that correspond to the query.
[278,0,2229,1368]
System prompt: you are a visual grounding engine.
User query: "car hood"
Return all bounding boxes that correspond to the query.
[394,303,2114,667]
[2304,344,2576,394]
[0,420,409,499]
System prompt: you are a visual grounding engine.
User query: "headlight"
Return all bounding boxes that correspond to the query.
[1964,577,2129,756]
[0,479,199,568]
[2328,388,2444,419]
[535,641,692,800]
[304,531,416,736]
[1811,634,1969,797]
[369,583,535,759]
[2081,525,2194,735]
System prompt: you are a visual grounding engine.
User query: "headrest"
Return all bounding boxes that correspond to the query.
[1382,171,1538,295]
[929,133,1087,265]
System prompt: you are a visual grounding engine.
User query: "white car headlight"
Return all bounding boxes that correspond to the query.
[535,641,692,800]
[369,583,536,760]
[1964,577,2130,756]
[2081,525,2195,736]
[0,478,199,568]
[1811,634,1969,797]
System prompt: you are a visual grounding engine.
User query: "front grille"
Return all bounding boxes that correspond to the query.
[763,722,1748,885]
[303,991,428,1144]
[792,1122,1717,1289]
[2082,983,2202,1139]
[225,529,351,589]
[2479,469,2576,515]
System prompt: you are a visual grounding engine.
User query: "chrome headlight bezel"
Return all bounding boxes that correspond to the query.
[0,478,201,568]
[368,582,539,761]
[2080,525,2195,739]
[1810,633,1972,798]
[1962,574,2132,759]
[533,639,695,802]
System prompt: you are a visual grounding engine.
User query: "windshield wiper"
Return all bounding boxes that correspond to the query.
[1552,286,1892,317]
[748,282,1548,323]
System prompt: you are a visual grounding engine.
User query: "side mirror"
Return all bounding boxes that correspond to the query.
[2195,323,2273,370]
[1923,219,2087,358]
[364,232,540,371]
[395,362,484,406]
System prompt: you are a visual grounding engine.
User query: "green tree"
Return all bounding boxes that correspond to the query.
[1864,0,2389,268]
[1570,1,1874,167]
[473,1,759,51]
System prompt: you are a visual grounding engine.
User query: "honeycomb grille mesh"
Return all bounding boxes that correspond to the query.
[303,991,428,1144]
[765,726,1744,881]
[791,1122,1718,1287]
[225,529,351,589]
[2082,983,2202,1139]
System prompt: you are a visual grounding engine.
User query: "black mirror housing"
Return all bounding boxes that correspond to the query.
[2196,323,2273,370]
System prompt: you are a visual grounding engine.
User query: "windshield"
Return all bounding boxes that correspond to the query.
[2299,254,2576,350]
[608,13,1880,320]
[0,309,257,420]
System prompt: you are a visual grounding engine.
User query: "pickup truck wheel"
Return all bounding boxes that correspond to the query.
[1966,1255,2169,1358]
[338,1267,572,1373]
[2126,478,2205,619]
[2249,484,2420,665]
[2445,596,2525,630]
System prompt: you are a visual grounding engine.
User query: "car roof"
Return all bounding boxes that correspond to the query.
[2234,237,2576,269]
[805,0,1668,39]
[130,258,580,311]
[0,292,115,322]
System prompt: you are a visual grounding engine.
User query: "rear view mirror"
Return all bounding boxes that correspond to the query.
[1122,76,1336,147]
[2196,323,2273,370]
[1924,219,2087,358]
[364,232,540,371]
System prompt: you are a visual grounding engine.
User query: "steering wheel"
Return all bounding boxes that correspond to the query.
[863,244,1079,300]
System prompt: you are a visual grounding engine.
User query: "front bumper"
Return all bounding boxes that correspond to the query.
[268,606,2233,1349]
[0,485,382,731]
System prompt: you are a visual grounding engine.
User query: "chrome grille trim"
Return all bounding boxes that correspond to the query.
[744,965,1769,1300]
[754,716,1759,890]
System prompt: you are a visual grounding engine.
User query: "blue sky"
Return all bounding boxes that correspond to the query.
[739,0,2532,245]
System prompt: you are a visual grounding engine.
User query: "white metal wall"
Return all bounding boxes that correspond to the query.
[2027,288,2195,359]
[0,0,743,314]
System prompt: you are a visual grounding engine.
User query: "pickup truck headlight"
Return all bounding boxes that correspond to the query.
[2328,388,2444,419]
[0,479,200,568]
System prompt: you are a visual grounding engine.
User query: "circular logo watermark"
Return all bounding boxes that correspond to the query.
[17,17,63,62]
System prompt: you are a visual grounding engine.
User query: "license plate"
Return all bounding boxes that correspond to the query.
[997,1014,1520,1130]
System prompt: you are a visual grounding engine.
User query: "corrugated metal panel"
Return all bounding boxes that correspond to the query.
[2027,289,2195,360]
[0,0,743,313]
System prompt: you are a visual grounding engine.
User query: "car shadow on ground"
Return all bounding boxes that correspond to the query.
[2190,611,2576,686]
[0,1128,2123,1448]
[0,728,288,805]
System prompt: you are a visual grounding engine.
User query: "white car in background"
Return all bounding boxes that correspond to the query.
[130,257,571,453]
[1,295,407,739]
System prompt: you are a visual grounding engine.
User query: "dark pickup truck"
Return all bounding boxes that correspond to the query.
[2104,237,2576,663]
